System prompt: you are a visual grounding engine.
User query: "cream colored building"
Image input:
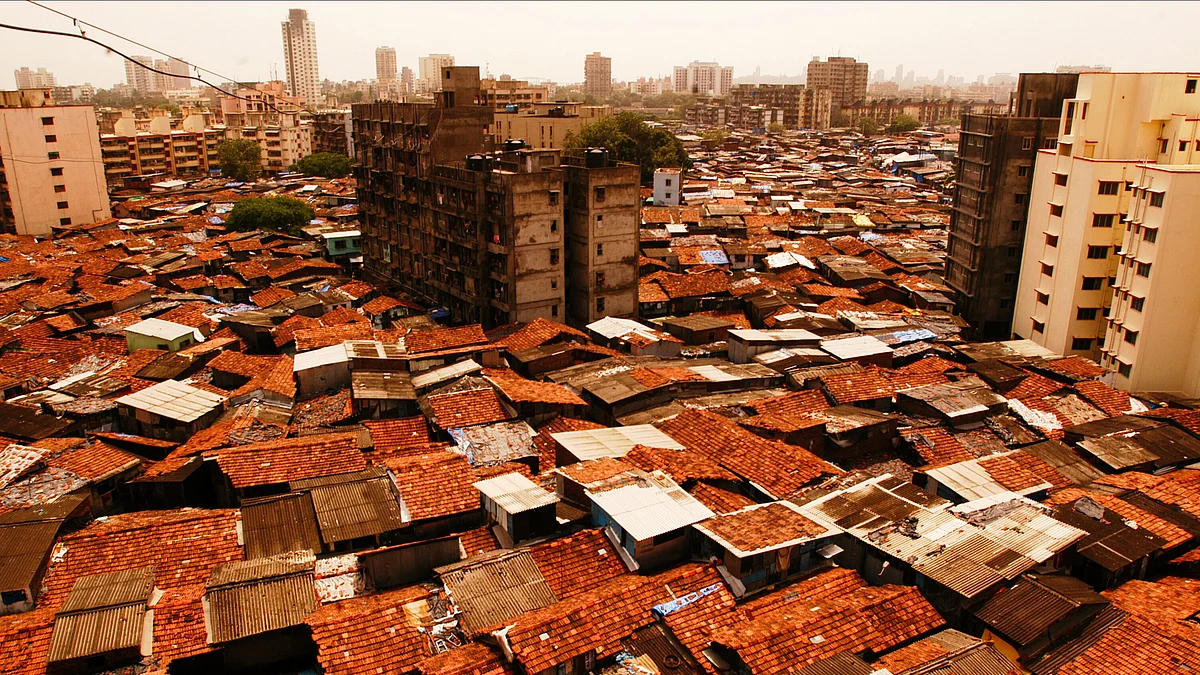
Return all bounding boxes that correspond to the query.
[490,103,612,150]
[1013,71,1200,395]
[281,8,320,106]
[0,90,110,236]
[418,54,455,93]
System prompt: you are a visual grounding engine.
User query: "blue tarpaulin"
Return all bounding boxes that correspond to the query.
[699,249,730,265]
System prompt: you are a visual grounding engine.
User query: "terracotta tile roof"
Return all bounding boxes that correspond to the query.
[1007,372,1066,401]
[172,274,213,291]
[623,444,739,484]
[251,286,296,308]
[904,426,974,466]
[305,584,434,675]
[419,643,512,675]
[697,502,829,554]
[406,324,488,354]
[638,280,670,303]
[492,318,587,353]
[1045,489,1193,550]
[900,356,964,374]
[747,390,831,418]
[687,482,758,514]
[321,306,370,326]
[820,370,895,405]
[40,509,242,609]
[426,388,512,429]
[816,297,870,315]
[208,350,278,378]
[294,322,374,351]
[1142,408,1200,437]
[337,281,375,301]
[533,416,605,473]
[659,579,742,674]
[799,283,865,300]
[380,451,479,521]
[291,390,354,429]
[829,236,871,255]
[554,457,637,487]
[978,453,1048,491]
[1103,577,1200,623]
[873,637,950,673]
[360,295,403,315]
[363,417,430,454]
[529,528,628,599]
[867,299,909,313]
[1058,613,1200,675]
[883,368,951,393]
[483,369,586,406]
[499,564,723,674]
[151,584,214,665]
[0,609,54,675]
[42,441,141,482]
[656,410,840,499]
[1045,355,1108,380]
[1074,380,1136,416]
[694,310,752,329]
[203,432,366,488]
[456,526,501,557]
[273,314,323,347]
[739,567,867,618]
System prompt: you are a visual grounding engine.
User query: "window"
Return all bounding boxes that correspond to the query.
[1022,137,1033,150]
[1072,337,1094,350]
[1014,193,1026,204]
[47,151,59,160]
[665,192,672,199]
[1018,165,1030,177]
[595,272,605,286]
[1150,191,1165,208]
[1010,219,1023,231]
[50,167,63,176]
[1160,139,1169,154]
[1046,234,1059,247]
[1182,140,1191,152]
[1041,263,1054,276]
[1044,138,1058,150]
[1077,307,1099,320]
[334,240,347,250]
[1004,272,1016,283]
[1007,246,1018,258]
[56,201,68,209]
[1054,173,1068,186]
[594,187,606,202]
[1124,330,1139,345]
[1131,296,1145,312]
[1136,261,1152,277]
[1036,292,1049,305]
[58,217,71,226]
[1092,213,1115,228]
[596,243,603,256]
[1058,142,1072,156]
[664,178,672,186]
[1081,102,1089,120]
[550,219,557,233]
[596,214,603,223]
[596,297,605,313]
[551,304,558,317]
[1098,181,1120,195]
[1050,204,1064,217]
[1000,298,1012,308]
[53,185,66,193]
[40,116,53,125]
[549,248,559,265]
[1032,320,1045,334]
[1087,245,1109,259]
[1143,228,1158,243]
[44,134,56,143]
[1117,361,1132,377]
[1082,277,1104,290]
[550,279,557,289]
[1188,78,1198,94]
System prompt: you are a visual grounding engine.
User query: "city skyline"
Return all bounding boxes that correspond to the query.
[2,1,1198,89]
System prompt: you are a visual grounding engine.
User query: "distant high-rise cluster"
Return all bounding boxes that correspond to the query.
[281,8,320,105]
[13,67,56,89]
[584,52,612,100]
[806,56,868,108]
[376,46,398,82]
[672,61,734,97]
[418,53,455,93]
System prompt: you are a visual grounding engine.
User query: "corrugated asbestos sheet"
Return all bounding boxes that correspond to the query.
[621,624,705,675]
[47,566,155,662]
[791,652,874,675]
[974,574,1107,646]
[0,520,61,592]
[241,492,323,559]
[436,549,557,635]
[205,551,316,644]
[1027,605,1128,675]
[307,476,406,543]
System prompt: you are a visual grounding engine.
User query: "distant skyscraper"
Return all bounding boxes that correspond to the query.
[281,8,320,105]
[125,55,156,93]
[400,66,415,93]
[13,67,56,89]
[376,46,397,81]
[584,52,612,100]
[418,54,455,93]
[807,56,869,108]
[936,69,945,85]
[166,58,191,90]
[873,69,885,84]
[672,61,733,97]
[894,64,904,83]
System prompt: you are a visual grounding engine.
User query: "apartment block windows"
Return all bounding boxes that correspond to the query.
[1160,139,1169,154]
[550,219,557,233]
[1036,292,1050,305]
[1022,137,1033,150]
[1118,362,1132,377]
[1143,228,1158,243]
[1187,78,1197,94]
[1098,181,1120,195]
[549,248,559,265]
[47,151,59,160]
[1077,307,1099,321]
[50,167,63,176]
[1046,234,1059,247]
[1032,320,1046,334]
[1011,220,1023,231]
[1124,330,1139,345]
[551,304,559,317]
[1182,141,1190,152]
[1092,214,1115,228]
[594,187,606,202]
[1050,204,1064,217]
[596,243,604,256]
[596,297,605,313]
[1014,193,1026,205]
[44,135,56,143]
[1054,173,1068,186]
[1041,263,1054,277]
[1087,246,1109,259]
[1072,337,1094,350]
[548,190,559,206]
[1131,296,1145,312]
[53,185,65,193]
[58,217,71,226]
[56,201,68,209]
[41,116,54,125]
[1018,165,1030,177]
[1150,191,1165,208]
[1082,277,1104,290]
[1136,261,1152,277]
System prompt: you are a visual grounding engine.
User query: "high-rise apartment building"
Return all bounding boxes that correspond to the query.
[14,67,56,89]
[125,56,156,93]
[352,66,638,328]
[727,84,831,130]
[1012,71,1200,395]
[0,90,111,236]
[806,56,869,108]
[281,8,320,105]
[418,54,455,93]
[584,52,612,100]
[376,47,398,81]
[400,66,415,94]
[672,61,734,97]
[946,73,1078,339]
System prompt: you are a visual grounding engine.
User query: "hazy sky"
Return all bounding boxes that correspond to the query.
[2,1,1197,89]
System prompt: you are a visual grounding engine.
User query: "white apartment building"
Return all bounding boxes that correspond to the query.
[672,61,734,97]
[125,56,157,93]
[1013,71,1200,395]
[418,54,455,93]
[281,8,320,106]
[14,67,56,89]
[0,91,111,236]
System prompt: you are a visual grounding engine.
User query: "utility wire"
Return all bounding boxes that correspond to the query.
[0,20,285,114]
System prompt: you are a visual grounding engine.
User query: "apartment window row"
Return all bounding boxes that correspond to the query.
[1076,307,1099,321]
[1054,173,1068,187]
[1098,181,1120,195]
[1072,337,1094,351]
[1050,204,1064,217]
[1135,261,1152,278]
[1092,213,1116,228]
[1086,245,1109,259]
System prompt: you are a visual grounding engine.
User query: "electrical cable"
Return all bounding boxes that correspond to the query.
[0,20,285,114]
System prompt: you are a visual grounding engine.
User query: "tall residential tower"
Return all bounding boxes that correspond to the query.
[281,8,320,105]
[584,52,612,100]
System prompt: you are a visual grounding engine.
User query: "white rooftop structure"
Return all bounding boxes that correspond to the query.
[586,317,670,343]
[551,425,684,462]
[115,379,226,423]
[293,343,351,372]
[587,470,714,541]
[125,317,201,343]
[728,329,822,345]
[473,472,559,514]
[412,359,481,390]
[922,453,1053,502]
[820,335,894,361]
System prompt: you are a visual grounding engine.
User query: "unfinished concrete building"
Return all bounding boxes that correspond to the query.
[353,66,639,328]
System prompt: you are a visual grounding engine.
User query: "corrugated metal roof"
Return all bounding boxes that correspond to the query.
[551,425,684,462]
[308,476,406,543]
[204,551,317,644]
[473,472,558,514]
[820,335,894,360]
[61,566,155,613]
[791,652,873,675]
[436,549,557,635]
[351,370,415,400]
[587,470,714,541]
[241,492,323,560]
[115,379,225,422]
[411,359,482,390]
[48,566,156,662]
[125,317,195,341]
[975,574,1107,646]
[0,520,61,592]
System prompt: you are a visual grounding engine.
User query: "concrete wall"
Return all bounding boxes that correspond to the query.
[564,163,640,326]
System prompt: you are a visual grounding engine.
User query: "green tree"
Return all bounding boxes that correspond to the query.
[857,117,880,136]
[887,114,922,133]
[224,196,315,236]
[562,111,692,183]
[217,139,262,182]
[294,152,352,178]
[767,122,785,134]
[830,110,851,127]
[702,128,729,144]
